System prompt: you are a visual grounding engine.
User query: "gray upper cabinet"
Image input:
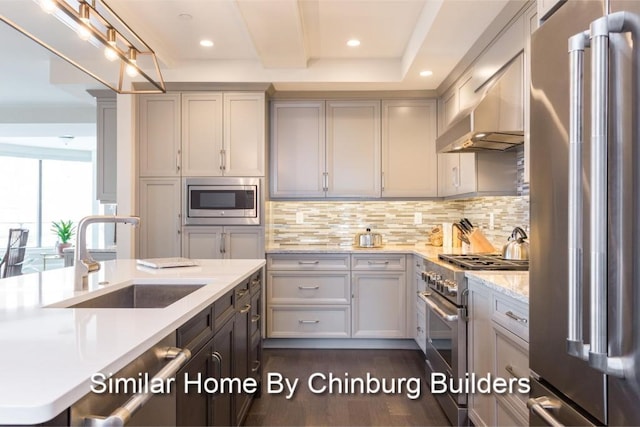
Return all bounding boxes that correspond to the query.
[270,98,438,199]
[138,94,181,177]
[381,99,437,197]
[223,93,266,177]
[326,100,381,198]
[181,93,223,177]
[270,101,326,198]
[96,99,117,203]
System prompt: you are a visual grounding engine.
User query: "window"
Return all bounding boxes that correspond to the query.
[0,144,95,249]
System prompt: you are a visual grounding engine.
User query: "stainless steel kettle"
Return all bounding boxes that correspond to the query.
[354,228,383,248]
[502,226,529,260]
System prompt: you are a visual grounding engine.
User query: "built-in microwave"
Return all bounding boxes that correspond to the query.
[183,177,261,225]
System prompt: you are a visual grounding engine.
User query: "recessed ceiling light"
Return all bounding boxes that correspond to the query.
[200,40,214,47]
[347,39,361,47]
[419,70,433,77]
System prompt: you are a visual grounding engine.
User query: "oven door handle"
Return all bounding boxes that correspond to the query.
[419,291,458,322]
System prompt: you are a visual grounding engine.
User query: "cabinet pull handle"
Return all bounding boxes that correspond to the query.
[251,360,261,373]
[212,351,222,379]
[298,260,320,265]
[381,172,385,191]
[251,314,261,323]
[322,172,329,192]
[452,165,460,187]
[298,285,320,290]
[219,149,226,171]
[176,150,181,172]
[239,304,251,314]
[367,260,390,265]
[84,347,191,426]
[251,278,260,287]
[505,364,523,379]
[298,319,320,324]
[236,288,249,298]
[220,232,226,254]
[505,310,528,324]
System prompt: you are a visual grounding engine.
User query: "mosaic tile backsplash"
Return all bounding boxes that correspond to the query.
[266,196,529,248]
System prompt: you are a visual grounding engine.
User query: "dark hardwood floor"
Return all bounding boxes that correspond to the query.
[245,348,450,426]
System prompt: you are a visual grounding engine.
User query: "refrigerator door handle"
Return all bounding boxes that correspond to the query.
[527,396,564,427]
[567,30,590,362]
[586,14,630,378]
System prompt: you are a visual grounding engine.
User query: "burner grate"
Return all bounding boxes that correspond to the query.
[438,253,529,271]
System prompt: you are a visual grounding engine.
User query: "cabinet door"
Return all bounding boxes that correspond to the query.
[437,153,459,197]
[138,94,181,177]
[223,93,265,176]
[351,272,406,338]
[270,101,325,198]
[138,178,181,258]
[326,101,381,197]
[381,100,438,197]
[176,340,214,426]
[457,152,477,195]
[467,282,495,427]
[182,93,223,176]
[524,3,538,184]
[212,318,234,427]
[224,226,264,260]
[182,226,224,259]
[96,100,117,203]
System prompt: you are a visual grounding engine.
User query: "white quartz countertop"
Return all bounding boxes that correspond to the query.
[0,258,265,425]
[465,270,529,303]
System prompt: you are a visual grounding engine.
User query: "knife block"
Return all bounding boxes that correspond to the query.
[468,229,497,253]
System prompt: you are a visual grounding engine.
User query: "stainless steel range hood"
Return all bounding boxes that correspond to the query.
[437,53,524,153]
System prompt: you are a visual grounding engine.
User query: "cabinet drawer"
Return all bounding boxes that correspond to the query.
[177,306,214,353]
[267,306,350,338]
[493,322,529,411]
[351,254,406,270]
[268,272,350,304]
[250,269,262,295]
[267,254,350,271]
[492,294,529,342]
[214,288,235,330]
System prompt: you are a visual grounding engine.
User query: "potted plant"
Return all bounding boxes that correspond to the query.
[51,220,76,255]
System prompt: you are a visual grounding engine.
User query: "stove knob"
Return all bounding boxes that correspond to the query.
[444,280,458,296]
[435,279,445,292]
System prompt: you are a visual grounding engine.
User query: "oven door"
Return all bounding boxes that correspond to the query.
[420,290,467,407]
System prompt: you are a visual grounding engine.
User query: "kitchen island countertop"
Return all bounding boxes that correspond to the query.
[0,258,265,425]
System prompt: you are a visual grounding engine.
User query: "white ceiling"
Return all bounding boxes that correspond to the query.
[0,0,520,115]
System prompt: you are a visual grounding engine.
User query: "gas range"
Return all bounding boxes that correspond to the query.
[438,253,529,271]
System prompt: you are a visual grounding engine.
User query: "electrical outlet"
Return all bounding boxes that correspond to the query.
[414,212,423,225]
[296,212,304,224]
[489,213,495,230]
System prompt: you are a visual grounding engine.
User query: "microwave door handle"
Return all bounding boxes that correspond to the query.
[567,31,589,361]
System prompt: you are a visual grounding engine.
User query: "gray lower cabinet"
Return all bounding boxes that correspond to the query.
[176,269,263,426]
[266,253,410,339]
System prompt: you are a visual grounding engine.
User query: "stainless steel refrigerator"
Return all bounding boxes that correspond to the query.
[530,0,640,425]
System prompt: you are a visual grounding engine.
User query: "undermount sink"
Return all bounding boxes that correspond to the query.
[65,283,206,309]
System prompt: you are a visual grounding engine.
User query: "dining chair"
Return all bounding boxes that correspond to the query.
[0,228,30,278]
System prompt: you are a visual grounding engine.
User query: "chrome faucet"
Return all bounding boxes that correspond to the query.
[74,215,140,291]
